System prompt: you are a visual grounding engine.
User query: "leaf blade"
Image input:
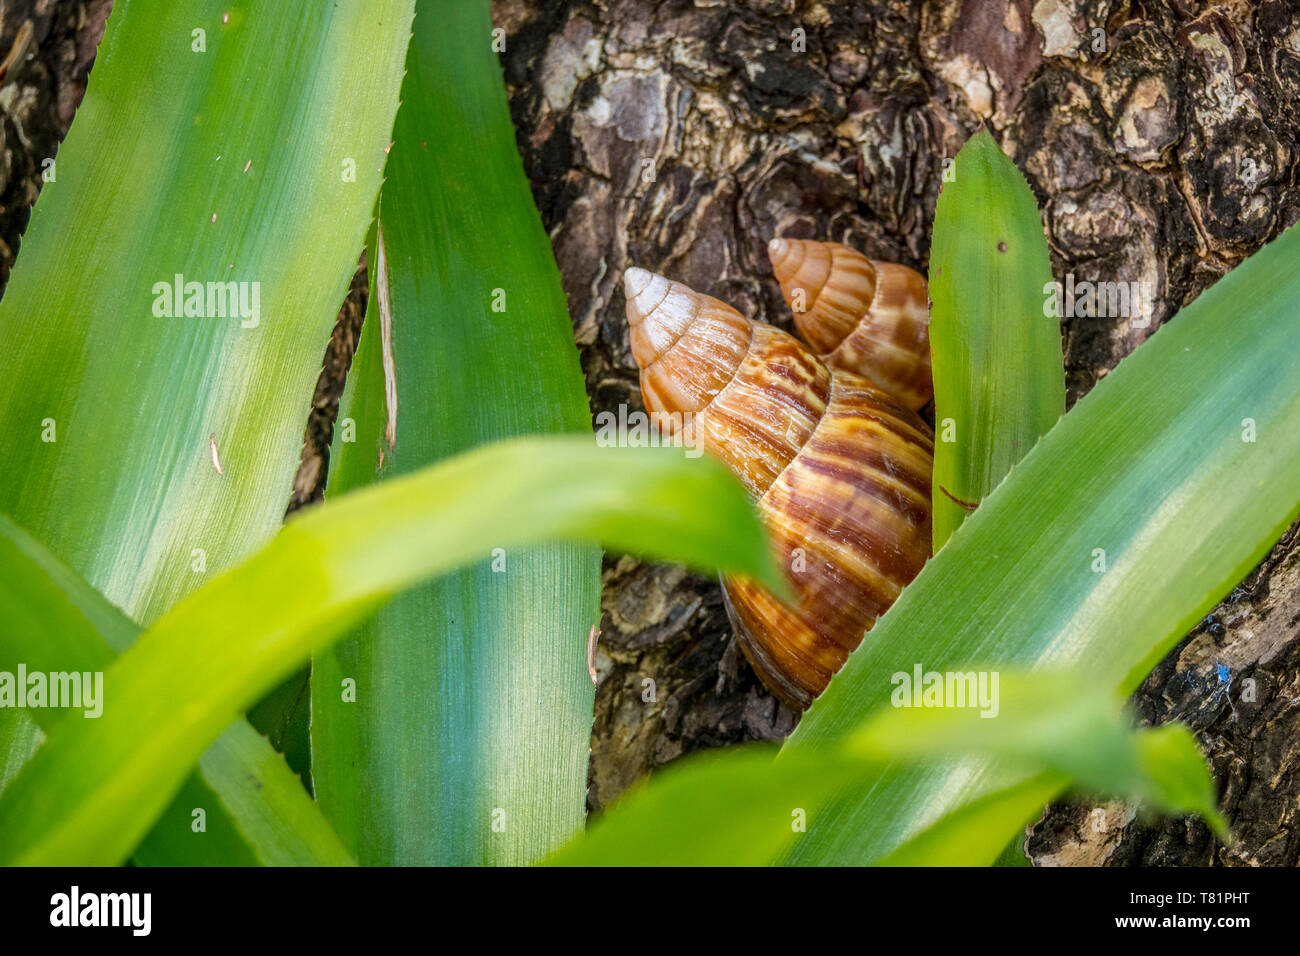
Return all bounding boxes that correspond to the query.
[309,0,606,865]
[0,0,414,784]
[783,222,1300,864]
[0,514,354,866]
[550,672,1219,865]
[929,130,1065,548]
[0,438,780,865]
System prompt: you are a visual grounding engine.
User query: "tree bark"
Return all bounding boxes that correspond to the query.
[492,0,1300,865]
[0,0,111,289]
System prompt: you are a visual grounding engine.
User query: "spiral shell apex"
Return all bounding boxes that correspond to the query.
[767,238,933,411]
[623,266,934,708]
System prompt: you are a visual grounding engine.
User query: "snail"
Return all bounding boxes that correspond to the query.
[623,243,934,709]
[767,238,933,411]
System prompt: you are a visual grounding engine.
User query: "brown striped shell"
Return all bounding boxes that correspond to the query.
[624,266,933,709]
[767,238,933,411]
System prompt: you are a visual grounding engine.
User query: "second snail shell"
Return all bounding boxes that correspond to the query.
[623,251,934,709]
[768,238,933,411]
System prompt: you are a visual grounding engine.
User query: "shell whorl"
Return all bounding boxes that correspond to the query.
[625,266,753,419]
[768,238,933,411]
[724,375,933,707]
[623,266,934,709]
[624,267,828,498]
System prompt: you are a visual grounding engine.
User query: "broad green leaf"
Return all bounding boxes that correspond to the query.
[311,0,602,866]
[0,716,39,792]
[550,746,825,867]
[878,774,1065,867]
[0,438,781,865]
[0,1,413,777]
[849,672,1132,790]
[881,723,1230,866]
[929,130,1064,548]
[907,134,1066,862]
[992,832,1035,867]
[782,222,1300,864]
[550,672,1219,865]
[1134,725,1228,837]
[0,514,353,866]
[846,673,1225,836]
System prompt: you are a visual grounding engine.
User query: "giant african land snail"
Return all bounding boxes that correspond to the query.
[623,239,934,709]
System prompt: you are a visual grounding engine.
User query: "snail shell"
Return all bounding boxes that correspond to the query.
[767,238,933,411]
[624,266,933,709]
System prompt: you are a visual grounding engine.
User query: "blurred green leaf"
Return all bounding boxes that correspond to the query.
[929,130,1064,548]
[878,774,1064,867]
[0,0,414,784]
[0,715,39,793]
[850,672,1126,788]
[311,0,604,865]
[0,438,780,865]
[0,514,353,865]
[783,222,1300,864]
[1135,726,1229,840]
[551,746,822,867]
[880,722,1230,865]
[848,672,1225,836]
[550,672,1219,865]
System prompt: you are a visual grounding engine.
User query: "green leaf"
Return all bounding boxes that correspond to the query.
[929,130,1065,548]
[550,746,825,867]
[877,774,1064,867]
[309,0,604,866]
[880,723,1230,866]
[848,672,1222,829]
[849,672,1129,786]
[782,222,1300,864]
[0,716,39,793]
[550,672,1219,865]
[1135,726,1229,840]
[992,833,1034,867]
[0,438,781,865]
[0,514,353,866]
[0,1,414,781]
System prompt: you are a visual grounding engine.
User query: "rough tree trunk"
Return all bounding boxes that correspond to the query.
[491,0,1300,865]
[0,1,110,286]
